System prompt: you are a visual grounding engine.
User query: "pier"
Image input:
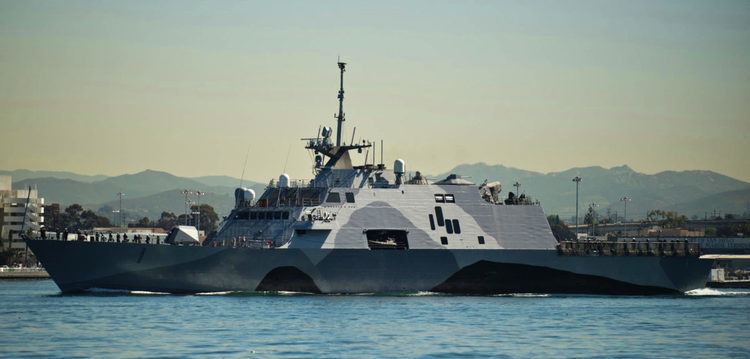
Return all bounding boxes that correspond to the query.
[0,266,48,279]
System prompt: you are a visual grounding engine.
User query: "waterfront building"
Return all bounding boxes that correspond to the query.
[0,176,44,247]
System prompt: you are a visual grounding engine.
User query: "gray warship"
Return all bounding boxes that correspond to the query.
[28,63,712,295]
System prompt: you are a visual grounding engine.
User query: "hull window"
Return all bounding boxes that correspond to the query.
[440,236,448,245]
[345,192,355,203]
[452,219,461,234]
[434,207,445,227]
[478,236,485,245]
[235,210,249,220]
[434,194,445,203]
[366,230,409,250]
[326,192,341,203]
[445,219,454,234]
[428,214,436,230]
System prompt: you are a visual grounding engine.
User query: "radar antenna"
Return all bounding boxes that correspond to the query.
[301,62,370,169]
[335,60,346,147]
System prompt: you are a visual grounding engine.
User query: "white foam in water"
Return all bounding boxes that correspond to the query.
[129,290,170,295]
[195,291,236,296]
[492,293,551,297]
[408,291,441,296]
[685,287,750,296]
[276,291,312,295]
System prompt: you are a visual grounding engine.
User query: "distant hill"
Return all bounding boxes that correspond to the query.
[437,163,750,219]
[668,188,750,217]
[12,170,266,220]
[6,165,749,221]
[95,189,237,221]
[93,170,230,198]
[192,175,244,188]
[0,169,108,183]
[12,177,117,205]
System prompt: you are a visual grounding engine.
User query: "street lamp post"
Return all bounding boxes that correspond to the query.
[620,196,631,235]
[116,192,125,228]
[620,196,631,222]
[182,189,193,225]
[572,176,582,238]
[194,191,205,231]
[589,202,599,237]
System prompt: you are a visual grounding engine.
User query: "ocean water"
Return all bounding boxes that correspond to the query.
[1,280,749,358]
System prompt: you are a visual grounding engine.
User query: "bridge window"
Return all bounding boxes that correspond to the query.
[249,211,257,220]
[326,192,341,203]
[440,236,448,245]
[445,219,454,234]
[434,207,444,227]
[434,194,445,203]
[452,219,461,234]
[282,211,290,220]
[478,236,485,245]
[345,192,355,203]
[445,194,455,203]
[274,211,282,220]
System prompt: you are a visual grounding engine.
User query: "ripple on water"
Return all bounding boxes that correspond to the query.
[1,280,749,358]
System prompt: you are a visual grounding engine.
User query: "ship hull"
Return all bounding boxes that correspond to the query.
[27,240,711,295]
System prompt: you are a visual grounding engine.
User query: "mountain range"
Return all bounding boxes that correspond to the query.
[436,164,750,219]
[3,165,749,222]
[6,169,265,221]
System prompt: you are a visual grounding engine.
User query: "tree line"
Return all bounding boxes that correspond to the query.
[131,204,219,233]
[43,203,219,234]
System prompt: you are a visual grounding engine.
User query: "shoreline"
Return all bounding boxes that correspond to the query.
[0,269,49,279]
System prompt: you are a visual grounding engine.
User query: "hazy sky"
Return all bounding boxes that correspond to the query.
[1,1,749,183]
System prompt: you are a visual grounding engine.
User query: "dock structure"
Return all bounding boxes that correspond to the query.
[0,267,49,279]
[557,240,701,257]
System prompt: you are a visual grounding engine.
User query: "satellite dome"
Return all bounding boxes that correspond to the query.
[278,173,290,188]
[394,159,405,174]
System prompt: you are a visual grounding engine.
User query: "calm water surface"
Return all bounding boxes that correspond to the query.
[1,280,749,358]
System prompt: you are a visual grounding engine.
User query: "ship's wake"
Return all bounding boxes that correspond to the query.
[685,287,750,296]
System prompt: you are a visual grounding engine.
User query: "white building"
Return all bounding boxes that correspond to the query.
[0,176,44,246]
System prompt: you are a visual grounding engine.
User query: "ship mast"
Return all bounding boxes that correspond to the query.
[302,62,370,170]
[335,61,346,146]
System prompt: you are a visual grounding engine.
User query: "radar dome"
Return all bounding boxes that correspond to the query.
[394,159,406,174]
[234,187,256,208]
[278,173,290,188]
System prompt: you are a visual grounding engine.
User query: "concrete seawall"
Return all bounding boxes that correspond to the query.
[0,269,49,279]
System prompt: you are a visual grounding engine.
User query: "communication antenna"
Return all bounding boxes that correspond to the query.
[349,127,356,147]
[282,143,292,173]
[239,144,251,187]
[380,139,384,166]
[335,60,347,147]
